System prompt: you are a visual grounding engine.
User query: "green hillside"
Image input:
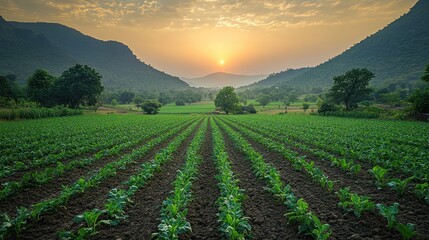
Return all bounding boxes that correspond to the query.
[257,0,429,90]
[0,17,77,80]
[0,18,189,92]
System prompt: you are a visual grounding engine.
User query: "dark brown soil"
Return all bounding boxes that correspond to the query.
[218,121,305,240]
[0,121,194,218]
[184,119,221,239]
[10,121,200,240]
[225,119,429,239]
[92,121,202,240]
[217,118,402,240]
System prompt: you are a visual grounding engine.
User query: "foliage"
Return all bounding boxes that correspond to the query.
[141,100,162,114]
[241,104,257,114]
[118,91,135,104]
[369,166,388,188]
[422,64,429,83]
[387,176,414,196]
[175,100,185,106]
[317,101,337,113]
[214,86,239,114]
[0,106,82,120]
[302,102,310,112]
[409,87,429,114]
[55,64,104,109]
[376,203,399,229]
[337,188,375,218]
[257,94,271,107]
[133,96,144,108]
[329,68,374,110]
[27,70,56,107]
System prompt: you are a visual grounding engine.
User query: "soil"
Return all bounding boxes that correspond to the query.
[92,120,202,240]
[184,119,221,239]
[218,121,306,240]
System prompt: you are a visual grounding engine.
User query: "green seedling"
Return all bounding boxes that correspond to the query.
[376,203,399,229]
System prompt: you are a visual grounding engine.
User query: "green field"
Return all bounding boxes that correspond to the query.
[1,114,428,239]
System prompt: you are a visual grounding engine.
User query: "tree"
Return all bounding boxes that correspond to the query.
[111,99,118,106]
[141,100,162,114]
[158,92,172,105]
[409,64,429,114]
[118,91,135,104]
[302,102,310,112]
[422,64,429,83]
[55,64,104,108]
[133,96,144,108]
[329,68,374,110]
[0,75,22,102]
[288,93,298,103]
[257,94,271,107]
[214,86,239,114]
[27,69,56,107]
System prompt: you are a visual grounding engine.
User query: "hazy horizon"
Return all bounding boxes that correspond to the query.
[0,0,418,78]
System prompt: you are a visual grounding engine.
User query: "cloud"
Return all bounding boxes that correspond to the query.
[0,0,415,30]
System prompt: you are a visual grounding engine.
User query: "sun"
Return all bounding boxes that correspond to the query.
[219,59,225,66]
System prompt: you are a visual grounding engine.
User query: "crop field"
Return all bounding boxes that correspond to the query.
[0,114,428,239]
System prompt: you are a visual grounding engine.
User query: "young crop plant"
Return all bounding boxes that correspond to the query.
[369,166,389,188]
[336,187,375,218]
[376,203,399,229]
[414,183,429,204]
[387,176,415,196]
[215,118,331,240]
[211,121,252,240]
[376,203,417,239]
[59,119,203,240]
[218,118,334,193]
[154,118,208,239]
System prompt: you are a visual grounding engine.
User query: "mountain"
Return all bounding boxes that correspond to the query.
[0,18,189,92]
[263,0,429,89]
[182,72,267,88]
[0,17,77,80]
[244,68,310,89]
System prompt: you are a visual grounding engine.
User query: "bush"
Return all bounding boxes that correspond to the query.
[318,111,380,119]
[242,104,257,114]
[0,106,83,120]
[318,102,337,113]
[142,100,162,114]
[175,100,185,106]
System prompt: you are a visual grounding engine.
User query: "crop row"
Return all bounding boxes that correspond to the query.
[225,116,429,204]
[58,118,202,239]
[0,118,201,240]
[215,118,331,239]
[217,117,417,239]
[0,119,194,200]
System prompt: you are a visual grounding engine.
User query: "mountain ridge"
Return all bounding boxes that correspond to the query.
[0,18,189,92]
[182,72,267,88]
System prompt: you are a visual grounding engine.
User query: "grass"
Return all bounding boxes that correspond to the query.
[100,100,318,115]
[159,101,215,114]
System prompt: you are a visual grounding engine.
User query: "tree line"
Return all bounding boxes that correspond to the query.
[0,64,104,109]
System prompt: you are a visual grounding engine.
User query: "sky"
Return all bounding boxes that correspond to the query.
[0,0,418,78]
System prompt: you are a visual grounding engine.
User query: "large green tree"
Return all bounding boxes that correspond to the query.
[214,86,239,114]
[55,64,104,108]
[27,70,56,107]
[329,68,374,110]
